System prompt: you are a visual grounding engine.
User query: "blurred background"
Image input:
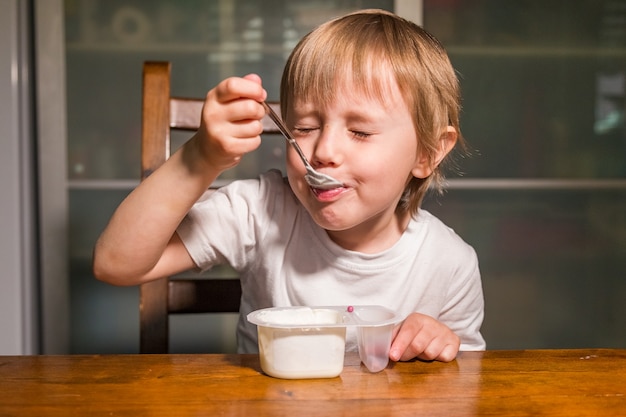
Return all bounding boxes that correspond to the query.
[1,0,624,354]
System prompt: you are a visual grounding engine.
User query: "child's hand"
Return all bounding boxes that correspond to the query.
[389,313,460,363]
[195,74,267,174]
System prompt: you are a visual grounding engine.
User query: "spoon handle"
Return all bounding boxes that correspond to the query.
[262,102,313,169]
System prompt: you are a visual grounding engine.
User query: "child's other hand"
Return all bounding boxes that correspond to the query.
[196,74,267,173]
[389,312,460,363]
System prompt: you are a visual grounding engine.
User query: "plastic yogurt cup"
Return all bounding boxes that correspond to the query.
[246,305,402,379]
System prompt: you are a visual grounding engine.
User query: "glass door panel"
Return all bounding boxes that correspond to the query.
[422,188,626,349]
[424,0,626,179]
[423,0,626,349]
[65,0,396,353]
[65,0,394,181]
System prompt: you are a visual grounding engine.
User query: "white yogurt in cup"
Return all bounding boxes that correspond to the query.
[247,305,402,379]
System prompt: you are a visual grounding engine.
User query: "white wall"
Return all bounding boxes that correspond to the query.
[0,0,38,355]
[0,0,69,355]
[34,0,69,354]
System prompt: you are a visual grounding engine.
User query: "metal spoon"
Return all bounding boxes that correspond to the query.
[262,102,343,190]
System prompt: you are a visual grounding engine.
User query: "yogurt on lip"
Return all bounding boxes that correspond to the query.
[311,186,347,201]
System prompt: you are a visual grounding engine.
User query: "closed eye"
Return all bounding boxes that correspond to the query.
[350,130,372,141]
[293,127,318,136]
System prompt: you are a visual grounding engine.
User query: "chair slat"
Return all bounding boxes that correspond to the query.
[168,279,242,314]
[139,61,279,354]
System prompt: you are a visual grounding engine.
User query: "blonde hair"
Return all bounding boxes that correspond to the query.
[281,9,464,214]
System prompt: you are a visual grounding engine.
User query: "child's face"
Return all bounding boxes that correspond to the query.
[285,78,426,251]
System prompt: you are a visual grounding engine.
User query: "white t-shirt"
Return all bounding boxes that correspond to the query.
[178,169,485,353]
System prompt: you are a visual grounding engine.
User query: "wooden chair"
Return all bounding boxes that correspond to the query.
[140,61,281,353]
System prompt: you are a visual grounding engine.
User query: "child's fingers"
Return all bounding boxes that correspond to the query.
[389,318,426,361]
[435,343,459,363]
[389,313,460,362]
[214,76,267,103]
[242,73,262,85]
[416,337,459,362]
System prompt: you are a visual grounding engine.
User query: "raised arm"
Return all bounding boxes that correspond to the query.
[93,75,267,285]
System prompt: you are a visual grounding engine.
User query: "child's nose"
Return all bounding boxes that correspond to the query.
[311,127,344,168]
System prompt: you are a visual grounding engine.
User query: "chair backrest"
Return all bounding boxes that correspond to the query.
[140,61,281,353]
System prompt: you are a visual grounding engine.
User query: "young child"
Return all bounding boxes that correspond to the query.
[94,9,485,362]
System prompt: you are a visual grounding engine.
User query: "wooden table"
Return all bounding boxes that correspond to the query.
[1,349,625,416]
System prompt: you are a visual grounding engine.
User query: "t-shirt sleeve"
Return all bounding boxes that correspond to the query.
[176,170,282,272]
[439,245,486,351]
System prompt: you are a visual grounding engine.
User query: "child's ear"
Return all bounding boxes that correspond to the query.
[411,126,458,179]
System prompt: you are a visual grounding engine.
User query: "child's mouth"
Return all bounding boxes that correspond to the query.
[311,186,346,200]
